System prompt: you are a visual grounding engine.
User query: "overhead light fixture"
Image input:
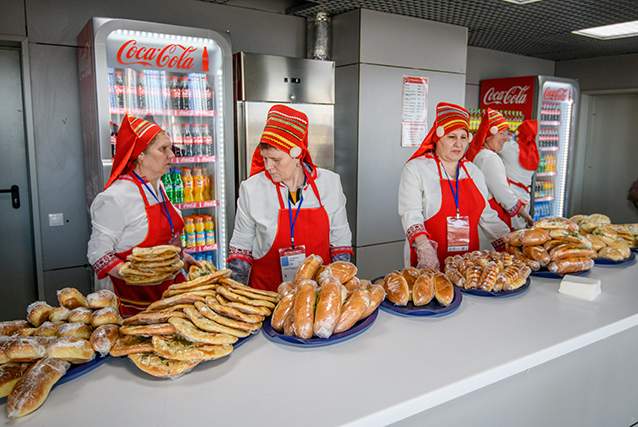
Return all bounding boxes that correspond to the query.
[501,0,542,4]
[572,20,638,40]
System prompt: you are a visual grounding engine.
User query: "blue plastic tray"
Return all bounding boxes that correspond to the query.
[233,331,258,349]
[458,276,531,297]
[594,251,636,266]
[531,268,590,279]
[261,308,378,348]
[380,287,462,317]
[631,247,638,253]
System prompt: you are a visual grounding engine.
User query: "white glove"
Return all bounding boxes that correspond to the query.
[415,237,440,270]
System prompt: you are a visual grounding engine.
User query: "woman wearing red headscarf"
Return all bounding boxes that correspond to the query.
[227,105,353,291]
[500,119,540,229]
[466,109,533,230]
[87,115,194,316]
[399,102,509,269]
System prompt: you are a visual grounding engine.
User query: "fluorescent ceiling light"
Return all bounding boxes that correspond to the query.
[573,20,638,40]
[501,0,542,4]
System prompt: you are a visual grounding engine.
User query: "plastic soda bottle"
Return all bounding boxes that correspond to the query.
[194,216,206,247]
[161,172,174,203]
[204,215,215,246]
[182,168,194,203]
[193,168,205,202]
[185,217,197,248]
[180,231,187,248]
[172,168,184,204]
[202,174,211,201]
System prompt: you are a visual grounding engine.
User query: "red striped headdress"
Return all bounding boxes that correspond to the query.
[409,102,471,161]
[105,114,162,189]
[465,108,509,161]
[250,104,314,176]
[516,119,539,171]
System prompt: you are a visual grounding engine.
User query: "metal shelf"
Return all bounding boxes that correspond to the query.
[535,196,555,202]
[536,172,556,177]
[110,108,215,117]
[540,146,559,152]
[171,156,215,164]
[175,200,217,210]
[183,244,218,254]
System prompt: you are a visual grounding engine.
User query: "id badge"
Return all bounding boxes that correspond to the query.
[447,215,470,252]
[279,245,307,282]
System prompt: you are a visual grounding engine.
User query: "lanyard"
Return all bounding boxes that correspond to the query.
[287,193,304,249]
[132,171,175,237]
[441,162,461,217]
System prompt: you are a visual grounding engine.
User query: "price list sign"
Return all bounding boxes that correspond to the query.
[401,76,429,148]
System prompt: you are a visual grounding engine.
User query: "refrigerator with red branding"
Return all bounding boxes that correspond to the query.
[78,18,235,268]
[479,76,579,220]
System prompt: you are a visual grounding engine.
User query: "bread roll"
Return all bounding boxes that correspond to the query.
[26,302,53,327]
[343,277,361,294]
[48,307,70,323]
[283,309,296,336]
[0,363,30,398]
[434,273,455,306]
[90,324,120,356]
[57,322,92,340]
[0,320,30,336]
[313,278,344,339]
[292,280,317,339]
[334,289,370,334]
[507,230,524,247]
[478,262,500,292]
[46,338,95,363]
[87,289,118,309]
[401,267,421,290]
[271,292,296,332]
[360,284,385,319]
[33,321,60,337]
[463,265,482,289]
[5,337,47,362]
[91,307,124,327]
[277,281,296,297]
[67,307,93,324]
[521,229,551,246]
[412,273,435,306]
[57,287,89,309]
[328,261,358,284]
[550,245,596,261]
[383,272,410,306]
[7,358,70,418]
[547,257,594,274]
[522,245,551,265]
[294,255,323,283]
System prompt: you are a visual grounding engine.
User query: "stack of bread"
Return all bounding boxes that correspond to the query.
[113,270,278,379]
[270,256,385,340]
[505,217,595,274]
[120,245,184,285]
[0,288,121,418]
[378,267,455,307]
[569,214,633,261]
[445,250,531,292]
[186,260,218,280]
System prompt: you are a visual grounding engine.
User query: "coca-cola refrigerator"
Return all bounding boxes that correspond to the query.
[78,18,235,268]
[479,76,579,220]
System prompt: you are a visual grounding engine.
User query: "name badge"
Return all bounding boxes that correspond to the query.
[447,215,470,253]
[279,245,307,282]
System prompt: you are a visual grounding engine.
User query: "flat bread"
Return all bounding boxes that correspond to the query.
[122,310,187,326]
[131,245,181,258]
[132,260,184,273]
[220,277,279,299]
[129,257,181,268]
[183,306,250,338]
[205,297,264,324]
[128,352,199,378]
[162,285,217,298]
[216,287,276,309]
[165,275,217,292]
[151,336,233,362]
[194,301,261,333]
[215,294,272,316]
[224,286,279,304]
[168,317,238,345]
[110,335,154,357]
[146,293,206,312]
[119,323,176,336]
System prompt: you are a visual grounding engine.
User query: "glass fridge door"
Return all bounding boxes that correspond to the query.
[102,28,229,267]
[534,80,576,220]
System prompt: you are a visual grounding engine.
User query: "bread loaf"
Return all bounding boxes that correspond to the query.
[521,229,551,246]
[271,292,296,332]
[0,363,30,398]
[383,272,410,306]
[0,320,29,336]
[87,289,118,309]
[313,277,344,339]
[547,257,594,274]
[434,274,454,306]
[56,287,89,309]
[293,255,323,283]
[90,324,120,356]
[292,280,317,339]
[91,307,124,327]
[402,267,421,290]
[328,261,358,284]
[360,284,385,318]
[522,245,551,265]
[26,302,53,327]
[412,273,435,306]
[46,338,95,363]
[334,289,369,334]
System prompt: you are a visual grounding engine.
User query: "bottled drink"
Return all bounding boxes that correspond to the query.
[114,69,125,109]
[182,124,193,157]
[190,124,200,156]
[108,69,117,109]
[203,174,211,201]
[161,172,174,203]
[180,76,191,111]
[202,123,213,156]
[204,215,215,246]
[195,216,206,247]
[193,167,205,202]
[182,167,194,203]
[137,71,146,112]
[110,121,118,158]
[203,75,213,111]
[169,76,181,111]
[171,123,183,157]
[185,217,196,248]
[172,168,184,204]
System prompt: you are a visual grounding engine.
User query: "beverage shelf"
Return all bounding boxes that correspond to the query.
[540,146,559,152]
[540,120,561,126]
[536,172,556,177]
[535,196,554,202]
[184,244,218,254]
[171,156,215,164]
[175,200,217,210]
[110,107,214,117]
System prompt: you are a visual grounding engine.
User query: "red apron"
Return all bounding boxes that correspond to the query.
[249,175,331,292]
[410,157,486,267]
[110,175,186,317]
[489,198,512,230]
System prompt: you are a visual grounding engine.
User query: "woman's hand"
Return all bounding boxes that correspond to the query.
[518,209,534,227]
[182,252,201,271]
[414,236,440,270]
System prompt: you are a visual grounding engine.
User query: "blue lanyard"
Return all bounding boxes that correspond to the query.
[132,171,175,237]
[441,162,461,217]
[287,193,304,249]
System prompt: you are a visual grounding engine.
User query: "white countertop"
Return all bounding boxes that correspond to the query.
[3,260,638,427]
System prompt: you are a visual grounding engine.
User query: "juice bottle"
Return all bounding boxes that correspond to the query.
[195,216,206,247]
[182,168,194,203]
[180,231,187,248]
[202,174,211,202]
[171,168,184,204]
[185,217,196,248]
[204,215,215,246]
[193,167,205,202]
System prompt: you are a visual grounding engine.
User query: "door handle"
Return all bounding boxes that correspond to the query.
[0,185,20,209]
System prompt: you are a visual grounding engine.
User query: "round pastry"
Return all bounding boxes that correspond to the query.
[56,287,89,309]
[86,289,118,309]
[26,302,53,327]
[48,307,71,323]
[91,307,124,328]
[328,261,358,284]
[57,323,92,340]
[90,324,120,356]
[67,307,93,324]
[587,213,611,226]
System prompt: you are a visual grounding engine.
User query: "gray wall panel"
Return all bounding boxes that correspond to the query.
[30,43,90,270]
[332,9,360,67]
[355,241,404,281]
[0,0,26,37]
[356,64,466,246]
[556,53,638,92]
[26,0,304,56]
[466,46,555,85]
[43,266,93,305]
[394,326,638,427]
[359,9,467,73]
[465,83,480,110]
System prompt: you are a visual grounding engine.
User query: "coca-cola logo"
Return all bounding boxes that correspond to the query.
[543,87,570,101]
[482,85,530,106]
[116,40,197,70]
